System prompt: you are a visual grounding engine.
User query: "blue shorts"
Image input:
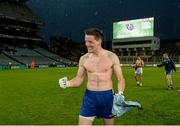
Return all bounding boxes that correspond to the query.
[165,70,172,75]
[80,89,114,119]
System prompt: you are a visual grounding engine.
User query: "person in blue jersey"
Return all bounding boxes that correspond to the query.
[59,28,125,125]
[157,53,176,90]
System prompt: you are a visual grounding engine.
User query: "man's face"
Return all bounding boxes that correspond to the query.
[163,54,165,58]
[163,54,167,59]
[85,34,101,53]
[137,57,141,60]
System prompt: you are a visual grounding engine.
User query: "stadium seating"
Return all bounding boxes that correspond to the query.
[33,47,71,64]
[0,54,20,65]
[0,1,41,23]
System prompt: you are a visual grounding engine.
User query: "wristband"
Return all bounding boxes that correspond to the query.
[118,91,123,94]
[67,81,71,87]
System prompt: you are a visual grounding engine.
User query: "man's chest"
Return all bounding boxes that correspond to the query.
[84,56,113,73]
[136,60,142,65]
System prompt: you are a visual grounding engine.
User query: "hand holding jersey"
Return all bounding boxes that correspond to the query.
[59,77,71,88]
[118,91,124,98]
[112,92,142,117]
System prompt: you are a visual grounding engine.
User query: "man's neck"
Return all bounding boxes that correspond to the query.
[93,47,105,56]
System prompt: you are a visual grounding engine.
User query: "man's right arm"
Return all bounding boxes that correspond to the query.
[67,56,86,87]
[157,61,165,67]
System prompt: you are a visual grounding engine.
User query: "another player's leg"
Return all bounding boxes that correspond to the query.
[166,74,173,90]
[166,70,173,90]
[134,74,139,86]
[139,74,143,87]
[166,75,170,90]
[169,75,173,89]
[139,68,143,86]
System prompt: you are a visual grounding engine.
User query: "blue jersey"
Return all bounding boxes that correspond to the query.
[162,58,172,71]
[157,58,174,75]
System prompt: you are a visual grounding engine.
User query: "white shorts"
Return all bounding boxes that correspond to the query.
[135,67,143,75]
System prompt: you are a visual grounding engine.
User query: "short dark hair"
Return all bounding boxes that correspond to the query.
[84,28,103,41]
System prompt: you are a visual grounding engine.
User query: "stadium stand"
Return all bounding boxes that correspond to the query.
[0,1,41,24]
[150,41,180,63]
[0,53,19,65]
[1,1,179,70]
[0,0,69,69]
[112,37,180,64]
[112,37,161,63]
[49,36,86,65]
[0,0,42,47]
[33,47,71,65]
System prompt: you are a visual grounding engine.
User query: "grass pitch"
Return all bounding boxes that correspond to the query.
[0,67,180,125]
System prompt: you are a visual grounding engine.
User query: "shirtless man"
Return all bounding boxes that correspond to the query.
[132,56,144,86]
[59,28,125,125]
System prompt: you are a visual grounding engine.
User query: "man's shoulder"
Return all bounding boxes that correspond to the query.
[105,50,117,57]
[141,59,144,63]
[164,58,171,63]
[105,50,120,65]
[79,53,89,66]
[80,53,90,60]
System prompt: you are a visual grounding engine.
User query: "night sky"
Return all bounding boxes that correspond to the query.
[27,0,180,42]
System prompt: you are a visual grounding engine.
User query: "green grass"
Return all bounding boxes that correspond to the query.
[0,67,180,125]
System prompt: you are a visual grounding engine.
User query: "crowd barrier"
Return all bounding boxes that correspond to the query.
[0,64,66,70]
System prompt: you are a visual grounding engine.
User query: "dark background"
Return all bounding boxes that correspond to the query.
[27,0,180,42]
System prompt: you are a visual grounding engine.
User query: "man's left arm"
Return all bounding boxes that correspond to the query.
[141,60,144,67]
[112,54,125,94]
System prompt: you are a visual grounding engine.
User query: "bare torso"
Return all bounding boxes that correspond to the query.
[82,50,114,91]
[136,59,144,67]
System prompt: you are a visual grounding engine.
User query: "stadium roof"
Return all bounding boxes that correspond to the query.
[1,0,29,3]
[0,1,42,24]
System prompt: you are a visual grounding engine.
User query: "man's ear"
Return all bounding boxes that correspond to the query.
[98,39,102,45]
